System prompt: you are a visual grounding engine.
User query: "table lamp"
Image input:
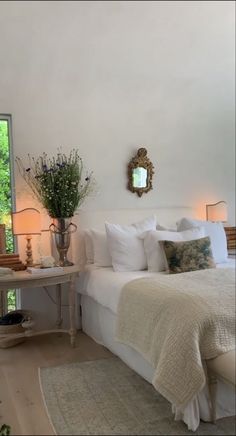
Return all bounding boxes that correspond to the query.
[206,201,228,222]
[12,208,41,266]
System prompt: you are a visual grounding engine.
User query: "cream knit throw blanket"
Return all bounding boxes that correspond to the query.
[116,268,235,409]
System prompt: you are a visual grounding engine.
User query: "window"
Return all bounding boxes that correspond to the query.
[0,114,16,311]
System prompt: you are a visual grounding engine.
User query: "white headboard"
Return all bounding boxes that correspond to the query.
[71,206,197,265]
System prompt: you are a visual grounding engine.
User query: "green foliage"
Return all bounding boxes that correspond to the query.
[0,120,14,253]
[7,290,16,311]
[5,228,14,253]
[0,120,16,311]
[0,424,11,436]
[0,121,11,214]
[16,149,94,218]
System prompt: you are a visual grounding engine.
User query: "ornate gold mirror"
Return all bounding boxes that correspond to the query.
[127,147,154,197]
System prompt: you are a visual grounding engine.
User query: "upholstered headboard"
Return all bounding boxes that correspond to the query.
[71,206,197,265]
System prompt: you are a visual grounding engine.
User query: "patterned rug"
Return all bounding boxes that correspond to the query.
[39,357,235,435]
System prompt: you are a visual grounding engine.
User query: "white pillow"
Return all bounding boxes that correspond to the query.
[105,216,157,272]
[177,218,228,263]
[141,227,206,272]
[90,230,112,267]
[156,224,177,231]
[84,230,94,264]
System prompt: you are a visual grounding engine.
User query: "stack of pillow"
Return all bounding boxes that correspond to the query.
[81,216,228,274]
[84,215,157,271]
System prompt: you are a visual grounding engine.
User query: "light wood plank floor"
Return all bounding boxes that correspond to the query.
[0,331,113,435]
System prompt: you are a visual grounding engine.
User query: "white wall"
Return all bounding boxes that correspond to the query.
[0,1,235,224]
[0,1,235,324]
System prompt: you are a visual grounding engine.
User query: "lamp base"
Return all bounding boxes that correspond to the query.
[25,235,34,267]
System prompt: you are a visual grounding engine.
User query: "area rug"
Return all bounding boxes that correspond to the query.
[39,357,235,435]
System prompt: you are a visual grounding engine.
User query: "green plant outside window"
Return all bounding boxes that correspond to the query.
[0,118,16,311]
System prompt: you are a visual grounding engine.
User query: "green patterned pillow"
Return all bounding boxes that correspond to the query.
[161,236,216,274]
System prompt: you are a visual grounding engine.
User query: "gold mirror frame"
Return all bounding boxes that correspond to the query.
[127,147,154,197]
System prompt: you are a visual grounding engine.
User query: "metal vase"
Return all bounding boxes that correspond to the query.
[49,218,77,267]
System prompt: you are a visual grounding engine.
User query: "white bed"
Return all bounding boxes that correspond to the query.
[72,208,235,432]
[77,261,235,431]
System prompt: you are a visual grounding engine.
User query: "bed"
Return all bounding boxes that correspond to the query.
[72,208,236,432]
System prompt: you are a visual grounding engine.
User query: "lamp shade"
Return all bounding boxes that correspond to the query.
[12,208,41,235]
[206,201,228,222]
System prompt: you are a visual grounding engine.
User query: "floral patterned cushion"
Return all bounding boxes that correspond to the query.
[161,236,216,274]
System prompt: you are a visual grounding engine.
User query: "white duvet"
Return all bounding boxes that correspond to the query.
[77,259,235,315]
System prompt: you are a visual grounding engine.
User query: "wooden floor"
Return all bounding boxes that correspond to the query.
[0,331,113,435]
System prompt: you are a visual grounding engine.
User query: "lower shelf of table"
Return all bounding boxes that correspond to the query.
[0,328,77,347]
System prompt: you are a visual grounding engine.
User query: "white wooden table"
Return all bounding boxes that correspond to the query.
[0,265,79,347]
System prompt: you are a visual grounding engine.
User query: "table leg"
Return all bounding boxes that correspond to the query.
[56,284,62,329]
[68,275,77,347]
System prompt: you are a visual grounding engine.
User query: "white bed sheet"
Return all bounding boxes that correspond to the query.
[78,265,159,314]
[78,258,235,315]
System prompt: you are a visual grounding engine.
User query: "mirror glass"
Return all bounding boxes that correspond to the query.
[132,167,147,188]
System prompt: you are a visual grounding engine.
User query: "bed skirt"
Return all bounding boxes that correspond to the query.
[80,295,235,432]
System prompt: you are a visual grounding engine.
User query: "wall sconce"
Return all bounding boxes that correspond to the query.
[12,208,41,266]
[206,201,228,222]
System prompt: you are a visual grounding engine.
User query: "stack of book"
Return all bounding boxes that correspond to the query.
[0,254,26,271]
[27,266,63,274]
[224,227,236,251]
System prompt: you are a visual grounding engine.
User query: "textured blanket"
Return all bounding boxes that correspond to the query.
[116,268,235,409]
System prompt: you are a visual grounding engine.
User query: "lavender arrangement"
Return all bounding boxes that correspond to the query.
[16,149,93,218]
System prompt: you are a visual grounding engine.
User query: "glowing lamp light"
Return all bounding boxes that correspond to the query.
[12,208,41,266]
[206,201,228,223]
